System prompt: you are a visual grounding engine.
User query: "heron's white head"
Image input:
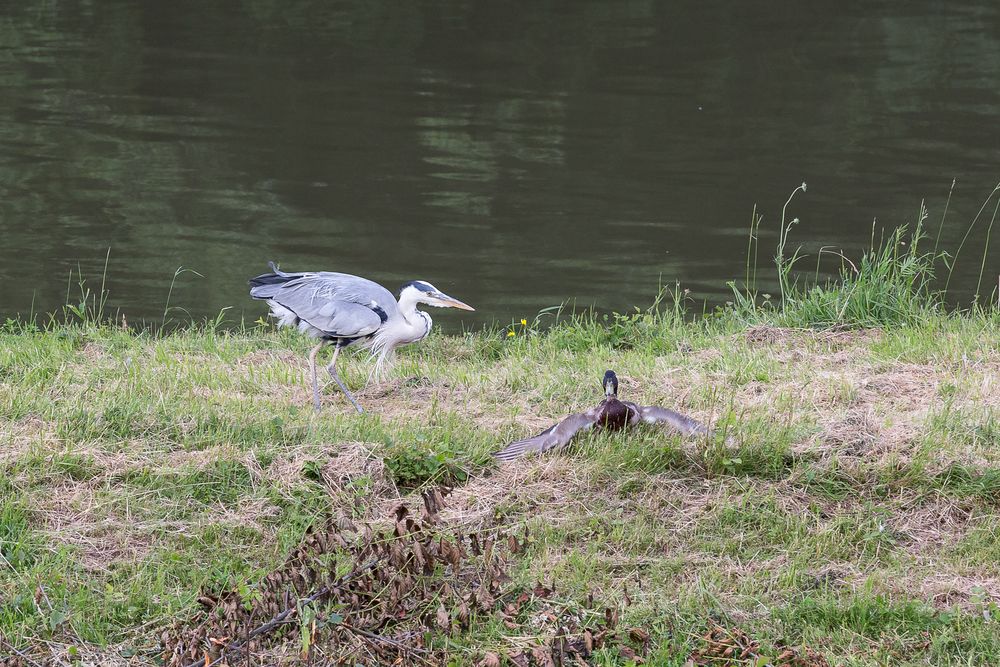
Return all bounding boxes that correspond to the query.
[397,281,475,312]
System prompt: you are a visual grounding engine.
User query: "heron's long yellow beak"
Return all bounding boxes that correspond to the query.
[433,292,475,311]
[442,297,475,311]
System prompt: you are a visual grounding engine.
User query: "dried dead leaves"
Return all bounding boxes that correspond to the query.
[161,487,662,666]
[686,621,829,667]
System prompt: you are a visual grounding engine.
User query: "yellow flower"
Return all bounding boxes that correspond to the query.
[520,318,527,326]
[507,330,516,337]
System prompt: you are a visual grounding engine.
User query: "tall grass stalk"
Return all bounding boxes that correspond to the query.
[776,182,808,308]
[932,179,955,259]
[730,204,765,320]
[60,248,112,325]
[943,182,1000,298]
[161,266,204,331]
[974,197,999,305]
[745,203,761,291]
[725,182,987,328]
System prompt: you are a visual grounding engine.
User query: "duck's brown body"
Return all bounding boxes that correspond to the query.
[595,396,635,430]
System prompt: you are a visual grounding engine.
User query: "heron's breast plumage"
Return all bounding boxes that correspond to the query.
[415,311,432,342]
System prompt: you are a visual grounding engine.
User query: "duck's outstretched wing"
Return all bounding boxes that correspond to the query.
[636,405,708,436]
[492,410,598,462]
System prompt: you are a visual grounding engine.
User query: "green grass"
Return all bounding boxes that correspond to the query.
[729,183,1000,330]
[1,302,997,664]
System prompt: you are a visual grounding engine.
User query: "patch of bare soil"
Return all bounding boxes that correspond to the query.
[352,376,533,435]
[36,477,155,571]
[29,442,396,574]
[29,444,269,572]
[743,325,883,350]
[267,441,399,518]
[1,416,59,463]
[235,349,301,369]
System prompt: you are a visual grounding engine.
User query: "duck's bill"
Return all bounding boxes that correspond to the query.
[434,293,475,311]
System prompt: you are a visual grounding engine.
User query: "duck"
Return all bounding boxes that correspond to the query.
[492,370,707,461]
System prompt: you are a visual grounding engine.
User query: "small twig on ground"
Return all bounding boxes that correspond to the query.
[0,638,43,667]
[338,623,431,662]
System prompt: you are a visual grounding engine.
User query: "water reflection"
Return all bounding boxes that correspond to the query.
[0,0,997,326]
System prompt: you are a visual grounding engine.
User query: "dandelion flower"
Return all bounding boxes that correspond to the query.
[507,330,516,337]
[520,318,527,326]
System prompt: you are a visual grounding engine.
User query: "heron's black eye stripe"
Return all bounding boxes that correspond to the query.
[398,280,434,294]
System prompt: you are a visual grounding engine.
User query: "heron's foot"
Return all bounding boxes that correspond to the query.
[327,368,364,414]
[341,388,364,414]
[339,383,364,414]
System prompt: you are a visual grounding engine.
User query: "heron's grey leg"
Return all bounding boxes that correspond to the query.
[308,342,325,411]
[327,346,365,414]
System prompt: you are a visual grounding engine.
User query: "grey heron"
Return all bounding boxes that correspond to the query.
[492,370,707,461]
[249,262,474,413]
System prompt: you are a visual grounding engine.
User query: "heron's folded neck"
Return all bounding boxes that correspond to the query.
[392,292,433,346]
[396,292,422,324]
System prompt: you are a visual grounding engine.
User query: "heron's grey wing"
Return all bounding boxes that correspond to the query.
[253,271,401,338]
[251,270,399,315]
[309,272,399,312]
[637,405,708,436]
[492,410,599,462]
[270,280,386,338]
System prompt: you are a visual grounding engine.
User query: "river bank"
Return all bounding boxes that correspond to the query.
[2,302,999,664]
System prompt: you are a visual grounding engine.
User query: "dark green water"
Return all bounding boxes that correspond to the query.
[1,1,998,328]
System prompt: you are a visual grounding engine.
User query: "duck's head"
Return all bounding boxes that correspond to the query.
[602,370,619,397]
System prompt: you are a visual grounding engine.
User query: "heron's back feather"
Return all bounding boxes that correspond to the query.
[249,267,399,340]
